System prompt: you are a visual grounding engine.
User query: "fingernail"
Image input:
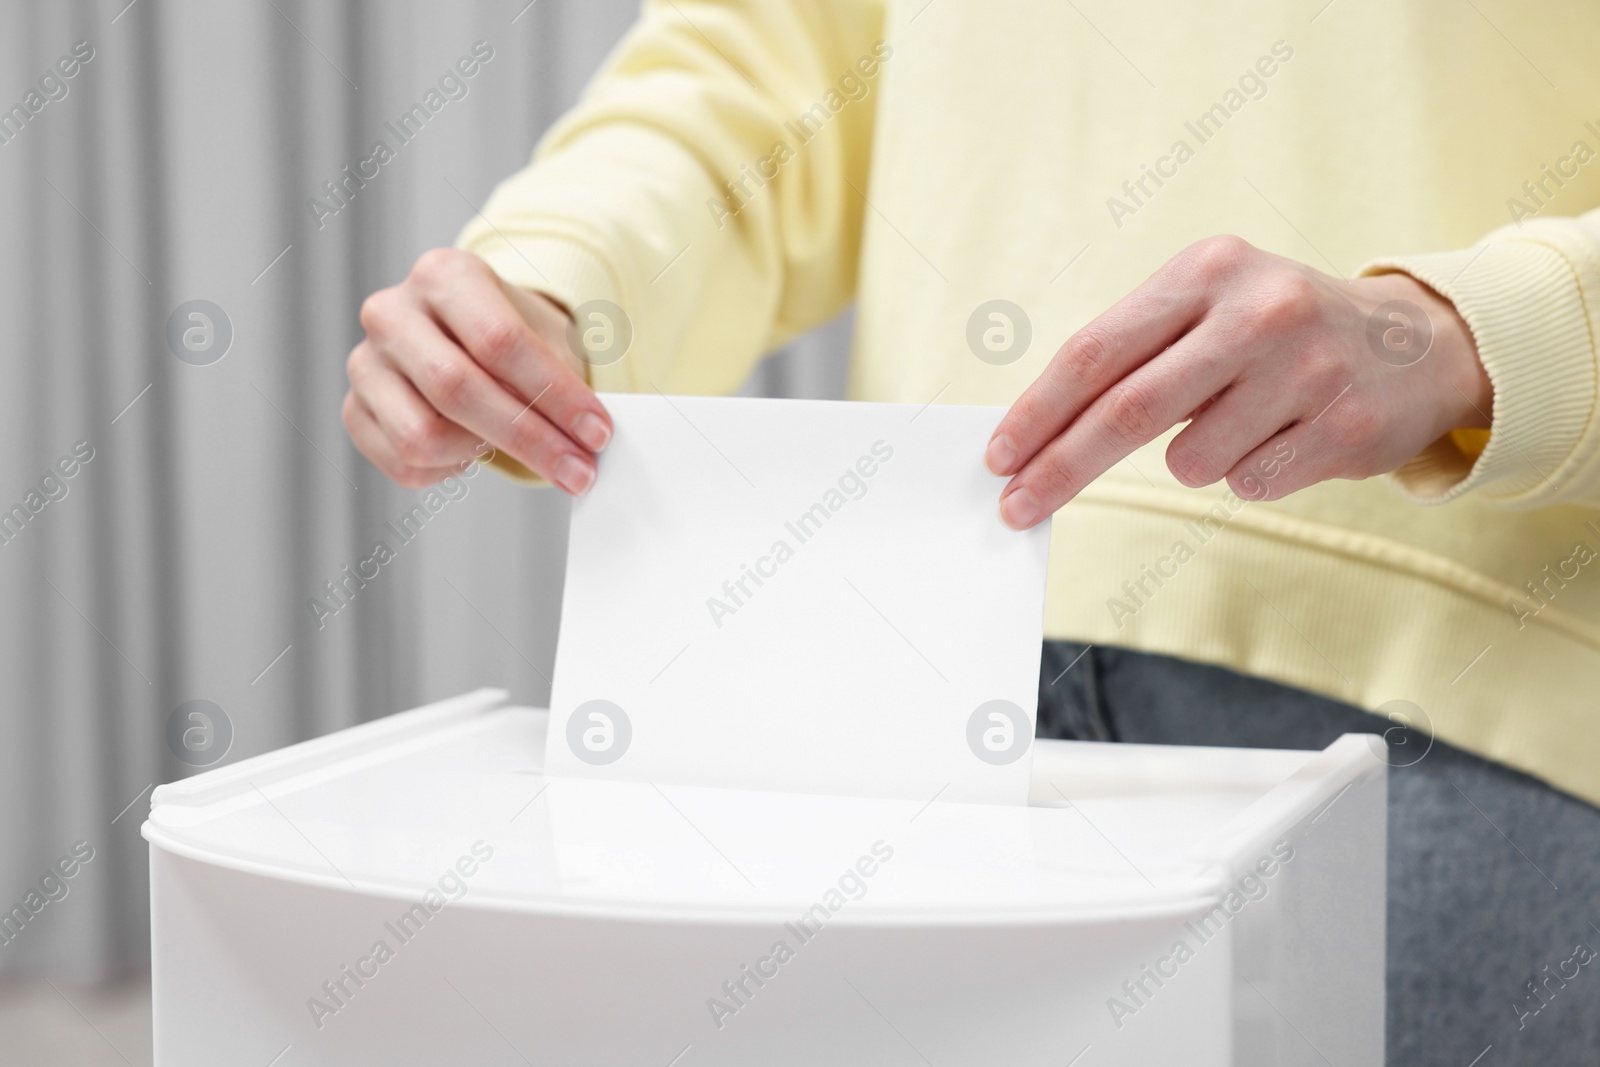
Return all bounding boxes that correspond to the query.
[574,412,611,452]
[554,454,596,495]
[1000,486,1040,530]
[985,434,1017,475]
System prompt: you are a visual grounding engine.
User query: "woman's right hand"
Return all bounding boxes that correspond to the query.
[343,248,612,494]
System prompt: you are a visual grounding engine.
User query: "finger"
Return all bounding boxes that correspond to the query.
[416,252,612,453]
[986,237,1253,477]
[998,321,1240,529]
[343,393,463,489]
[1224,425,1319,502]
[380,306,597,494]
[1164,374,1305,488]
[351,349,483,470]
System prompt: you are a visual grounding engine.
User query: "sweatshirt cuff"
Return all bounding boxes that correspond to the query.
[1360,238,1595,506]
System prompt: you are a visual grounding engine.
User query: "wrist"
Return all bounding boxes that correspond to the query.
[1361,271,1492,432]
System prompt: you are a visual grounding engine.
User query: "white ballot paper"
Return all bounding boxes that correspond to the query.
[547,393,1052,804]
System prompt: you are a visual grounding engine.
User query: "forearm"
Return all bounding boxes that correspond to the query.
[457,0,887,397]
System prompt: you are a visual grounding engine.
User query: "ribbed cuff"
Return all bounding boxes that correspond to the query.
[1361,239,1595,506]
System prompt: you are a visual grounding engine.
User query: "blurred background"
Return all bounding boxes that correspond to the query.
[0,2,848,1060]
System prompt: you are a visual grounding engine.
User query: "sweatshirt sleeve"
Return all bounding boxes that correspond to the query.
[1359,206,1600,508]
[457,0,886,403]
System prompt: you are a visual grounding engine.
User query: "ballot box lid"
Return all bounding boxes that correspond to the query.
[143,689,1383,925]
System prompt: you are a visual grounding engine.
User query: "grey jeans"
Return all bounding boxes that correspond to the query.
[1036,641,1600,1067]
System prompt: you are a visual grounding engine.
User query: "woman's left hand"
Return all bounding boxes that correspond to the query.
[987,235,1493,528]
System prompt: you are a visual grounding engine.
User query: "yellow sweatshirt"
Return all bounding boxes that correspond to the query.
[460,0,1600,805]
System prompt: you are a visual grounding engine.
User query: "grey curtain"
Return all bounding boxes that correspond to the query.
[0,0,849,983]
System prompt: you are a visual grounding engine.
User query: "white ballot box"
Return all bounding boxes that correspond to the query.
[144,688,1385,1066]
